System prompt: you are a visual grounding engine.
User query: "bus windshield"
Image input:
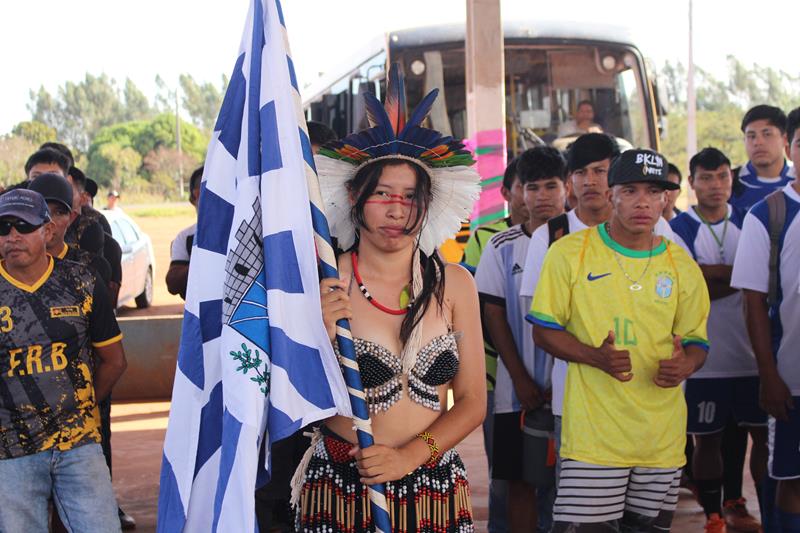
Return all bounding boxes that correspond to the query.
[394,43,652,155]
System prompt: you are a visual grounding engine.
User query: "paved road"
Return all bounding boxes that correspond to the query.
[109,401,760,532]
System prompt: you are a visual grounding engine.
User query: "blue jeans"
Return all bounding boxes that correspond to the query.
[0,443,120,533]
[483,390,509,533]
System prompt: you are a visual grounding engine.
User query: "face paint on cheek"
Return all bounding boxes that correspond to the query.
[365,194,414,207]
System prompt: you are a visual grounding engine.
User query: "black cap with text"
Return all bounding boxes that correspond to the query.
[608,149,680,190]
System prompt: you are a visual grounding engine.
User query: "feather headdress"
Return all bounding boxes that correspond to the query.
[316,63,480,254]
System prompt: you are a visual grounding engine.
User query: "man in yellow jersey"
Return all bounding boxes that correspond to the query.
[530,149,711,532]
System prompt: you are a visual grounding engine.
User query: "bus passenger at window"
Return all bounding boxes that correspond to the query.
[558,100,602,138]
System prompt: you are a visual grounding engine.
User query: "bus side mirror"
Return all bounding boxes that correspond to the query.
[652,76,670,140]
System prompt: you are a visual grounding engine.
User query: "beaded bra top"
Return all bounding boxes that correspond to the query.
[336,333,460,413]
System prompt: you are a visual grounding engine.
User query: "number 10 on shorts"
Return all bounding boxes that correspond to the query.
[697,401,716,424]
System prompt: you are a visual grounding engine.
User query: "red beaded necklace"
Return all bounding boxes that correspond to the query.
[350,251,412,316]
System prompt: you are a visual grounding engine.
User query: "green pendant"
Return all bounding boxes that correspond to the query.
[399,286,411,308]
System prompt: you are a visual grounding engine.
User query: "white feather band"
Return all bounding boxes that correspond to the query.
[314,155,481,255]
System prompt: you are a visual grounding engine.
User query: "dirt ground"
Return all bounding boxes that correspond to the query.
[108,209,759,532]
[111,402,759,532]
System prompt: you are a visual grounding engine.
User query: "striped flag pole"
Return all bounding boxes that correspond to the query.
[301,151,392,533]
[286,27,391,533]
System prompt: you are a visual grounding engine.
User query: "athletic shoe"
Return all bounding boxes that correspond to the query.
[705,513,727,533]
[119,507,136,530]
[722,498,761,532]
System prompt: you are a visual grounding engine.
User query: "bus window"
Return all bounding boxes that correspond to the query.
[398,48,467,140]
[395,44,651,155]
[506,46,650,154]
[306,50,386,138]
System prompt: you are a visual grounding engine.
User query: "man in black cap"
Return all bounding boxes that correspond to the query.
[0,189,126,532]
[64,167,123,310]
[530,149,711,532]
[28,173,111,283]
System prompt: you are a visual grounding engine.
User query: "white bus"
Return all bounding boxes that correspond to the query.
[304,20,665,153]
[303,21,666,254]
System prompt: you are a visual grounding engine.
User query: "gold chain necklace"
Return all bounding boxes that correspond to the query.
[606,223,655,291]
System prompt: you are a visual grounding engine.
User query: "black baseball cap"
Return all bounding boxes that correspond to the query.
[0,189,51,225]
[28,172,74,210]
[85,178,98,198]
[607,149,679,190]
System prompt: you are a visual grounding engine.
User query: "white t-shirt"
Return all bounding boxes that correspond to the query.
[520,210,674,415]
[170,223,196,264]
[670,205,756,378]
[475,224,551,414]
[731,184,800,395]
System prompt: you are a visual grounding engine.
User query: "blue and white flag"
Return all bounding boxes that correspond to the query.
[157,1,352,531]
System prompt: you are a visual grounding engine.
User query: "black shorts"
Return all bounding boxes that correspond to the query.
[492,411,524,481]
[684,376,767,434]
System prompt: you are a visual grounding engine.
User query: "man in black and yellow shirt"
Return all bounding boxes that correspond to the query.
[0,189,127,532]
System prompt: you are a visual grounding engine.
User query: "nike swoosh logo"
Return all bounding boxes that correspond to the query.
[587,272,612,281]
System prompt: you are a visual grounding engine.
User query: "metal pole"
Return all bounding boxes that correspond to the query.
[686,0,697,202]
[465,0,507,229]
[175,89,184,199]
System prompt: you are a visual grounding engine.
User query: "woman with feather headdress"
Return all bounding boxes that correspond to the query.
[292,64,485,532]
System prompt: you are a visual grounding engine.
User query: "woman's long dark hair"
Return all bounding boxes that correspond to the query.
[347,159,446,345]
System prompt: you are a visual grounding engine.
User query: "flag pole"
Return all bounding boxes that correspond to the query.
[302,146,392,533]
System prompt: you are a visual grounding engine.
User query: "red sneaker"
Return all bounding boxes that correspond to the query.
[705,513,727,533]
[722,498,761,532]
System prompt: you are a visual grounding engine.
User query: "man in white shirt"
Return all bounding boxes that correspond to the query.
[731,107,800,533]
[476,146,567,533]
[166,166,202,300]
[670,147,766,533]
[557,100,602,138]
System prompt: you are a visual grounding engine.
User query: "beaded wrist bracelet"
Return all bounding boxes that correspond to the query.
[416,431,440,467]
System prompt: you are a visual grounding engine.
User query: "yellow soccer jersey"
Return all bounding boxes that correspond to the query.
[529,224,710,468]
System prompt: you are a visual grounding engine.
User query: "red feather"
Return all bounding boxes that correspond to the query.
[384,64,407,135]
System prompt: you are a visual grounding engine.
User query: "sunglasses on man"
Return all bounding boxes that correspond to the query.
[0,219,43,236]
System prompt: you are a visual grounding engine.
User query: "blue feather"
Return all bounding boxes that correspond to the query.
[402,89,439,136]
[363,92,395,143]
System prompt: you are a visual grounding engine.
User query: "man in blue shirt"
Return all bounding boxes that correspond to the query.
[731,105,795,212]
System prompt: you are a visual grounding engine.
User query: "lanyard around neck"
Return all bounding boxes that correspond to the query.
[693,206,729,261]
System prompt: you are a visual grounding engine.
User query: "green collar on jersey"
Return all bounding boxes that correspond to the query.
[598,223,667,258]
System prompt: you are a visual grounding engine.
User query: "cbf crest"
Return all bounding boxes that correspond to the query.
[655,272,674,299]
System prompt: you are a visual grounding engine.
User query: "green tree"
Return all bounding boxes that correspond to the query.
[27,87,60,132]
[27,75,156,154]
[179,74,227,131]
[86,142,142,189]
[11,121,57,146]
[0,135,37,186]
[142,146,200,198]
[660,61,687,108]
[58,74,127,152]
[136,113,209,162]
[123,79,154,122]
[661,110,748,176]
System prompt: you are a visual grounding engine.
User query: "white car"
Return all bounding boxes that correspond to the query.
[101,209,155,308]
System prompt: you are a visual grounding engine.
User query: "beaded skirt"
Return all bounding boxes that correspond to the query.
[295,432,474,532]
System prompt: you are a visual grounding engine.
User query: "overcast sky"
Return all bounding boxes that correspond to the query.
[2,0,798,135]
